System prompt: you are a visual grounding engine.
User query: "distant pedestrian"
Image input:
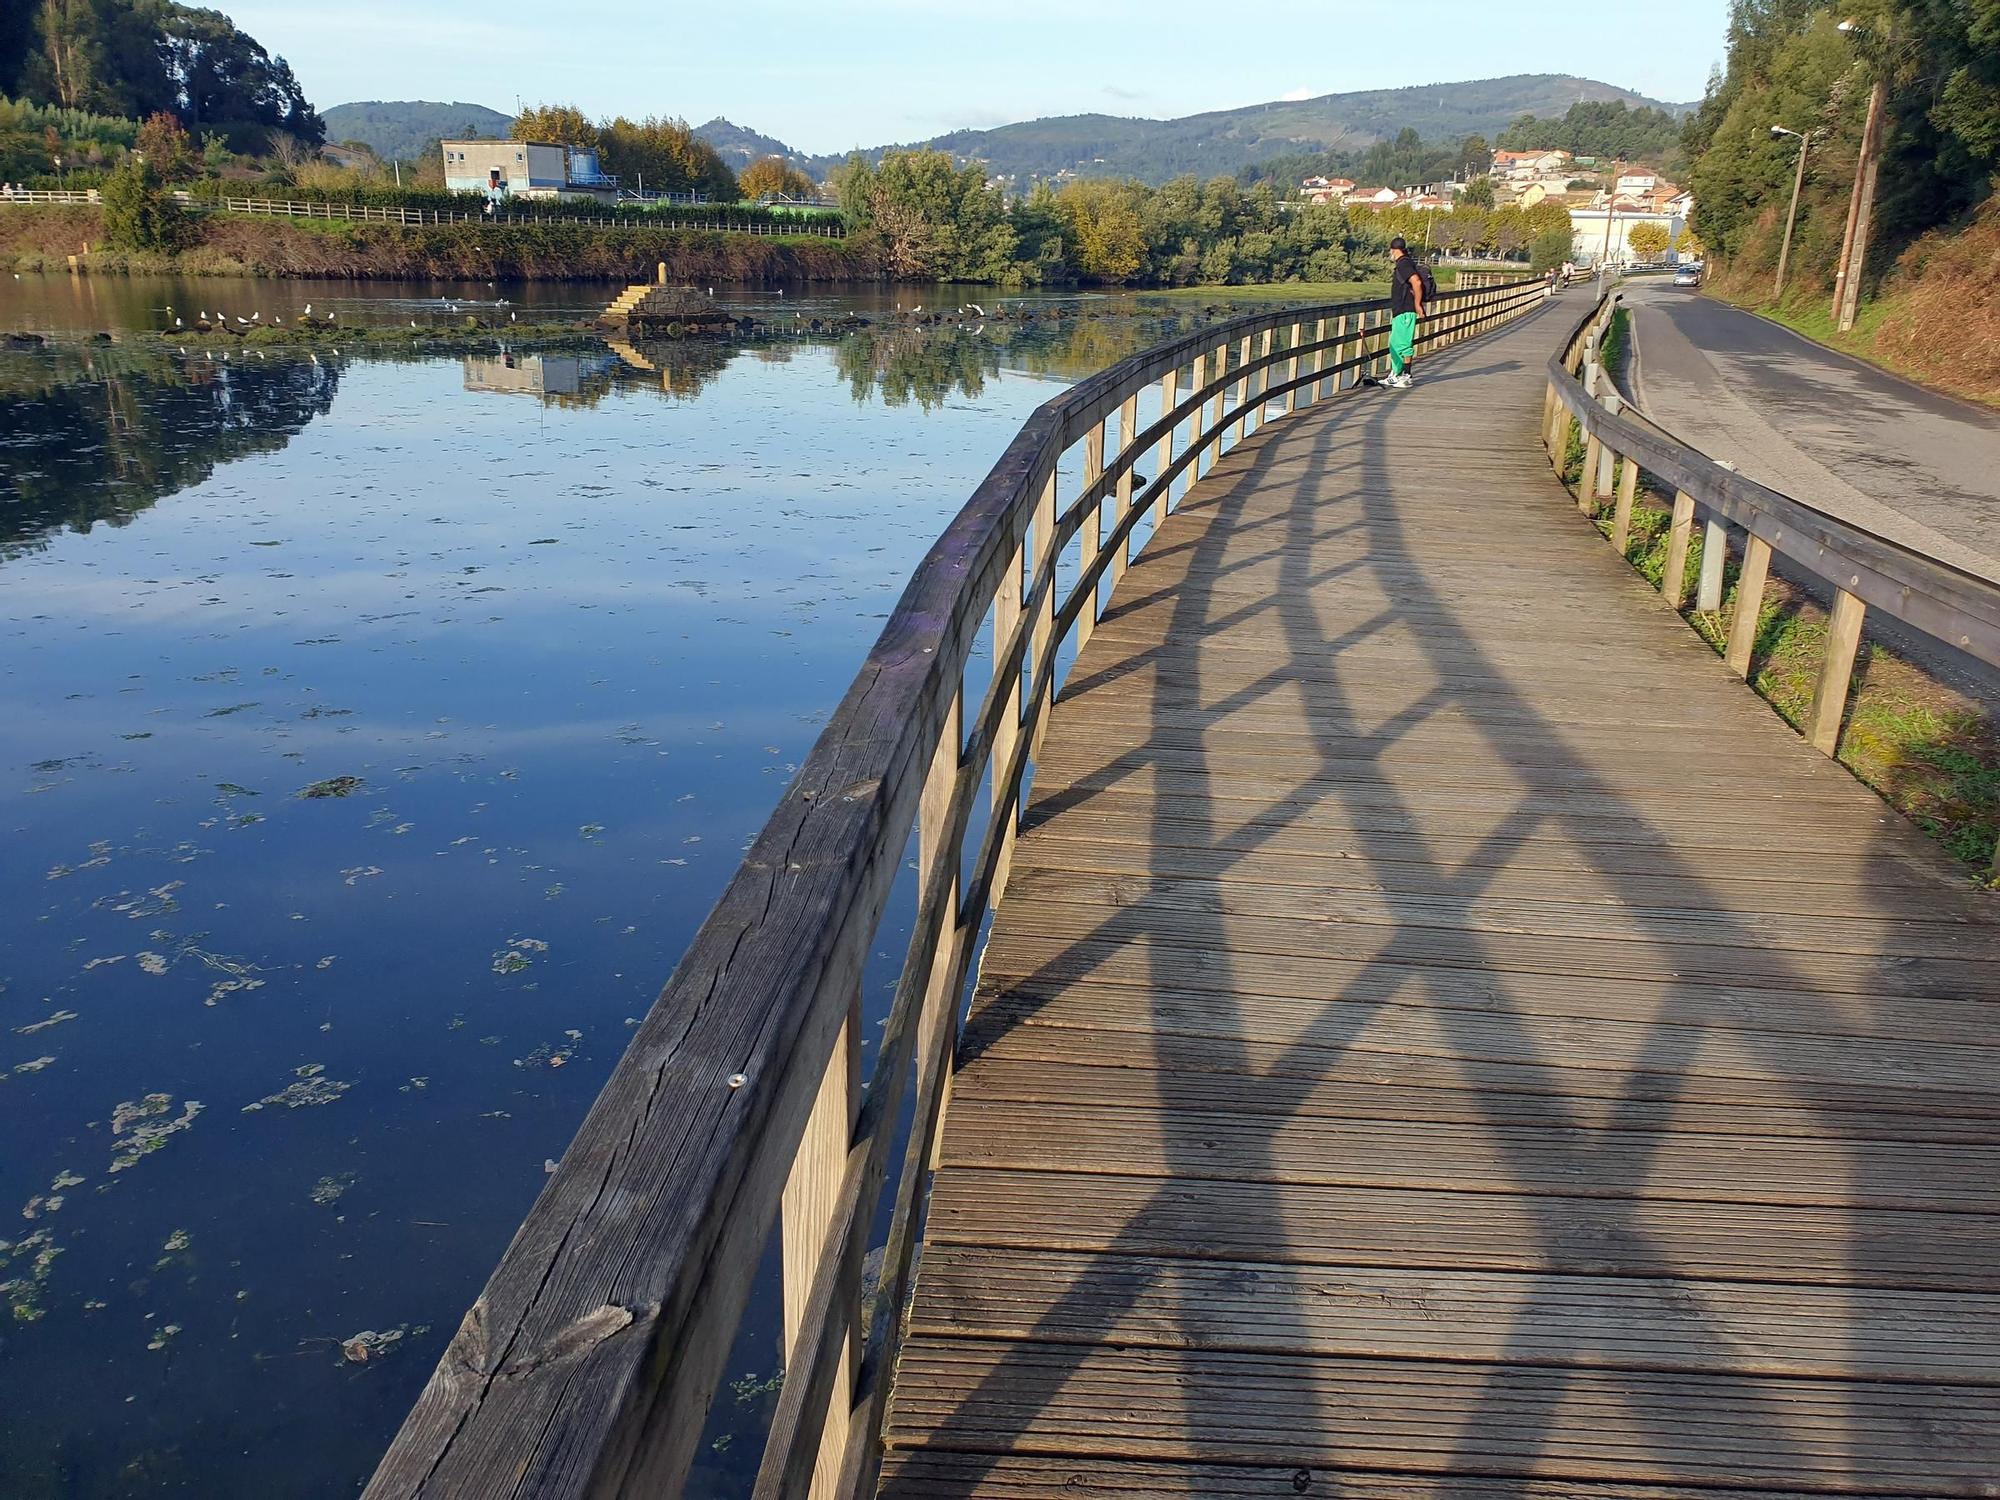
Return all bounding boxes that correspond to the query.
[1384,236,1430,390]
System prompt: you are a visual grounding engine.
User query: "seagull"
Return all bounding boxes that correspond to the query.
[173,316,183,328]
[303,303,312,316]
[326,311,335,322]
[251,311,260,321]
[967,302,986,317]
[236,316,249,325]
[509,312,516,322]
[411,321,419,328]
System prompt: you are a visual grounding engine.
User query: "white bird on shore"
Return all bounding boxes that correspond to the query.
[251,311,261,321]
[304,303,312,316]
[967,302,986,316]
[173,316,183,328]
[411,320,419,328]
[235,316,249,325]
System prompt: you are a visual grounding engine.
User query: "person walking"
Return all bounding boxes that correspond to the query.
[1384,235,1427,390]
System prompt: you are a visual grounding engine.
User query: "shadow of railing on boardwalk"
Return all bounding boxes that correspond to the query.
[885,308,1998,1493]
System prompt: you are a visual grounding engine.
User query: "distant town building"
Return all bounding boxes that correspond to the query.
[441,140,619,201]
[1492,149,1571,181]
[1345,186,1402,207]
[1301,175,1356,205]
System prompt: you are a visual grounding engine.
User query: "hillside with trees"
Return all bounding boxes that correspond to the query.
[1496,100,1685,163]
[1682,0,1998,399]
[322,100,512,162]
[0,0,318,148]
[687,76,1687,190]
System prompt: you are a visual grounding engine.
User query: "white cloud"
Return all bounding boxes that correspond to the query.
[1279,87,1317,102]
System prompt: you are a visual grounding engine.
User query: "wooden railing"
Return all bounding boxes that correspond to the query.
[0,188,846,237]
[213,197,849,236]
[1545,291,2000,876]
[365,274,1552,1500]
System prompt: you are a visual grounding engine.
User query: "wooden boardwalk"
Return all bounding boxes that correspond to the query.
[879,308,2000,1496]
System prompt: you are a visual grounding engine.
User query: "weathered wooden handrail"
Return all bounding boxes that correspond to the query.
[1545,292,2000,853]
[365,273,1551,1500]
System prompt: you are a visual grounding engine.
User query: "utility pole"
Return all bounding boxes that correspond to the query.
[1770,126,1810,301]
[1831,18,1890,333]
[1831,73,1886,332]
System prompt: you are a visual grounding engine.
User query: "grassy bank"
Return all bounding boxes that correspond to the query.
[0,205,879,282]
[1556,420,1999,880]
[1705,195,2000,410]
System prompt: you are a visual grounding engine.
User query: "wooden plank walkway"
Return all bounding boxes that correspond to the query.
[878,307,2000,1497]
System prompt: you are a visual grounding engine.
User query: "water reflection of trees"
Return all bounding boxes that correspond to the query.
[0,348,339,560]
[593,312,1191,413]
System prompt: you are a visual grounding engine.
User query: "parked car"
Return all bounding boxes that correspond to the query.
[1673,263,1703,288]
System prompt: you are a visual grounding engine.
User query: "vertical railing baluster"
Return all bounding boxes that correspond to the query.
[1807,588,1867,755]
[1285,321,1302,414]
[1610,452,1640,556]
[1696,519,1728,613]
[1186,351,1207,484]
[1028,473,1058,760]
[1724,535,1772,678]
[1662,490,1697,609]
[1077,422,1107,653]
[1224,342,1240,452]
[1155,365,1179,511]
[991,531,1024,899]
[1113,394,1138,593]
[780,987,858,1500]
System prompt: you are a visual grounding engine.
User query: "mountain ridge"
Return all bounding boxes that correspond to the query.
[322,100,514,162]
[329,75,1691,185]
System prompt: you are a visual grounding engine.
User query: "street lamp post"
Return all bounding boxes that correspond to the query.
[1769,125,1811,301]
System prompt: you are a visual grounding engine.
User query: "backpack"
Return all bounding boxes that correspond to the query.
[1415,260,1439,303]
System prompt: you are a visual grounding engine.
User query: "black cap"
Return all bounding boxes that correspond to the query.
[1389,235,1407,250]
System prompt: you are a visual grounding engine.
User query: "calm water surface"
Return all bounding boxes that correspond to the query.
[0,274,1262,1496]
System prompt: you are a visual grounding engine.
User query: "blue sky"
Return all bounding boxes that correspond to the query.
[226,0,1732,152]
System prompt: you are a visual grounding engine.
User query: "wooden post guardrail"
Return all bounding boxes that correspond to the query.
[364,272,1553,1500]
[1544,292,2000,858]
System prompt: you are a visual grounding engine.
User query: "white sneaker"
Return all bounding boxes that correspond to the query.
[1387,373,1413,389]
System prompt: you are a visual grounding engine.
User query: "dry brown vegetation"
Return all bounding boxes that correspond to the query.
[1710,193,2000,409]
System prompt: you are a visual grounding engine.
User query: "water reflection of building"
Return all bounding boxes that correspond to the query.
[462,352,616,400]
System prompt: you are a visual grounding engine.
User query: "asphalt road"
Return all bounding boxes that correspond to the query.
[1622,281,2000,583]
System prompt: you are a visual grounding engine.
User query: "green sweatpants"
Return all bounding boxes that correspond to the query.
[1389,311,1418,374]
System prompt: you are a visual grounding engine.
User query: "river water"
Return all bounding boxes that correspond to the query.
[0,272,1306,1496]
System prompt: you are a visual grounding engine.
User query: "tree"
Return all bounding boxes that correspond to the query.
[101,150,191,250]
[134,107,193,177]
[1530,225,1573,272]
[1461,174,1496,209]
[156,3,320,144]
[1056,179,1146,283]
[1626,221,1671,258]
[512,103,597,148]
[739,154,816,200]
[596,115,736,198]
